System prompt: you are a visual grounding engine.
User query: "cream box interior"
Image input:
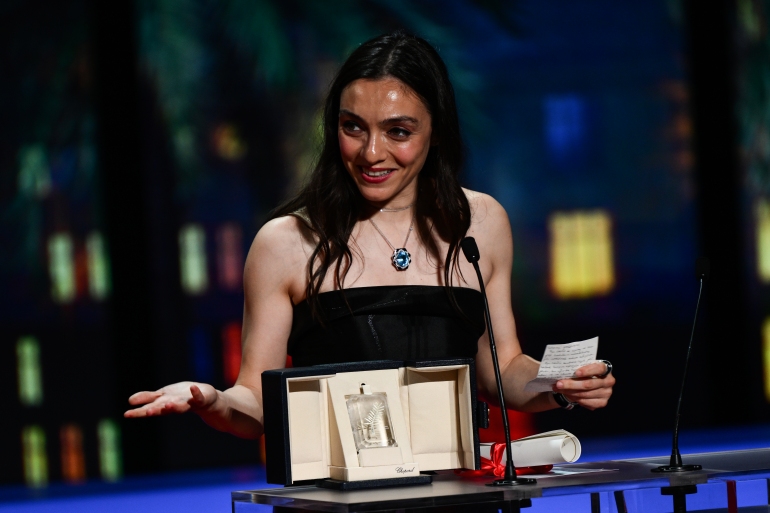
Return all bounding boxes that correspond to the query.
[263,359,480,485]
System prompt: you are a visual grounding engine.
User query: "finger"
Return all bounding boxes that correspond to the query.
[561,382,614,410]
[189,385,206,408]
[555,376,610,392]
[124,402,165,418]
[562,387,613,400]
[128,391,163,405]
[573,397,611,411]
[573,362,610,378]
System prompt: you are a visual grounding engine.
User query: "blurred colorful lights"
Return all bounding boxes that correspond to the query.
[179,224,209,295]
[22,425,48,488]
[17,336,43,407]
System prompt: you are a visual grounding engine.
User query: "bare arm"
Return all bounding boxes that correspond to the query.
[124,217,306,438]
[467,193,614,412]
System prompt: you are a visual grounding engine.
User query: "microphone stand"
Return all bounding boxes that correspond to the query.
[652,258,709,473]
[461,237,535,486]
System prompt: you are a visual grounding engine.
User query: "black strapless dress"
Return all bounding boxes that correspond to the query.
[287,285,485,367]
[278,287,495,512]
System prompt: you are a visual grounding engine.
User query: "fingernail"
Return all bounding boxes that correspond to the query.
[556,381,564,389]
[574,371,582,377]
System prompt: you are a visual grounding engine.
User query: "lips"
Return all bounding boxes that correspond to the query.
[360,167,394,184]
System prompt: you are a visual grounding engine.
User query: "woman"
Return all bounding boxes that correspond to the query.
[125,32,615,438]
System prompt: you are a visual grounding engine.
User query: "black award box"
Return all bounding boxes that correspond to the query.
[262,358,482,487]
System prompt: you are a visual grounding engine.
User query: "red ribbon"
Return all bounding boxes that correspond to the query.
[455,442,553,477]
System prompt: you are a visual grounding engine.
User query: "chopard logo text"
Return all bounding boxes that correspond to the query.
[395,466,415,474]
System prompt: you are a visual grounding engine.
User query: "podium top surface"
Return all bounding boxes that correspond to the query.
[232,448,770,512]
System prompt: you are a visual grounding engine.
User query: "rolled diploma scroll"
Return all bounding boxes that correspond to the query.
[479,430,581,467]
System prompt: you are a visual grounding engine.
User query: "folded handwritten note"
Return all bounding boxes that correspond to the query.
[524,337,599,393]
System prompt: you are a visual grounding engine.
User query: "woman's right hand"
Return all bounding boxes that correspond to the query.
[124,382,218,418]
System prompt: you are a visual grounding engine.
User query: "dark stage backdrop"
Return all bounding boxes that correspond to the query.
[0,0,121,488]
[2,0,767,487]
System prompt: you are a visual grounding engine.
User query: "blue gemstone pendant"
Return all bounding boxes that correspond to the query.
[392,248,411,271]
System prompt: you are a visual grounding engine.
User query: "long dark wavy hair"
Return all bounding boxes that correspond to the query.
[271,31,472,316]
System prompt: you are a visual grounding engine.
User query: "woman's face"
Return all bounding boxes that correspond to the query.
[338,77,433,208]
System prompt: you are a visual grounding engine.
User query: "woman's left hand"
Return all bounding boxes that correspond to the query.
[553,361,615,410]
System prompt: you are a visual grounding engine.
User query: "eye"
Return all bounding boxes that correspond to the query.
[340,120,361,133]
[388,127,412,139]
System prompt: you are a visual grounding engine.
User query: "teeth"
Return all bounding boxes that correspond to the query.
[364,169,391,177]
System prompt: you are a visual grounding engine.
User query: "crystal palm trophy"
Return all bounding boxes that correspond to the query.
[345,383,397,452]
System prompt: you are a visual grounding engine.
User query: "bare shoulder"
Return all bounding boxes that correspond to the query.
[245,215,313,296]
[461,188,513,277]
[252,215,312,255]
[462,188,511,236]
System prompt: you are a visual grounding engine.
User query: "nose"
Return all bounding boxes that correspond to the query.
[362,131,385,163]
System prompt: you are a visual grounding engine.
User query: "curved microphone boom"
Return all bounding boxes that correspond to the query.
[460,237,535,486]
[652,257,709,473]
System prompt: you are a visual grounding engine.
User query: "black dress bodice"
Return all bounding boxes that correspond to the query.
[287,285,485,367]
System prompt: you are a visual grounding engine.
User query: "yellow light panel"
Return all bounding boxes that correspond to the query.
[179,224,208,295]
[17,336,43,407]
[22,425,48,488]
[763,318,770,402]
[549,210,615,299]
[98,419,123,481]
[48,233,76,303]
[86,231,111,300]
[756,200,770,283]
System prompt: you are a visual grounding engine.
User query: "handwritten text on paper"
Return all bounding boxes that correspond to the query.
[524,337,599,393]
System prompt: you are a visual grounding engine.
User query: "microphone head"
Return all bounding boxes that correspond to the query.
[696,257,710,281]
[460,237,480,263]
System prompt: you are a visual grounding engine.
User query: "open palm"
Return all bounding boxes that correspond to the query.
[124,382,217,418]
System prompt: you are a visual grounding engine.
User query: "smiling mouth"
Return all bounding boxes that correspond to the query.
[363,168,393,178]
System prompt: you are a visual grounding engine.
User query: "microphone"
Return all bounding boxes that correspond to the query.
[460,237,535,486]
[652,257,709,473]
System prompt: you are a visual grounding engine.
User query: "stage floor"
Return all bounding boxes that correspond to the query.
[1,424,768,513]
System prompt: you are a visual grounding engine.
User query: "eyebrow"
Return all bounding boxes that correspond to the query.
[339,109,420,125]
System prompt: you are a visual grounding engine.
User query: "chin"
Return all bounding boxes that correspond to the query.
[351,181,389,200]
[357,190,391,205]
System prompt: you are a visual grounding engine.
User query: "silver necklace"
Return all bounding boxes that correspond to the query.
[379,203,414,213]
[369,216,414,271]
